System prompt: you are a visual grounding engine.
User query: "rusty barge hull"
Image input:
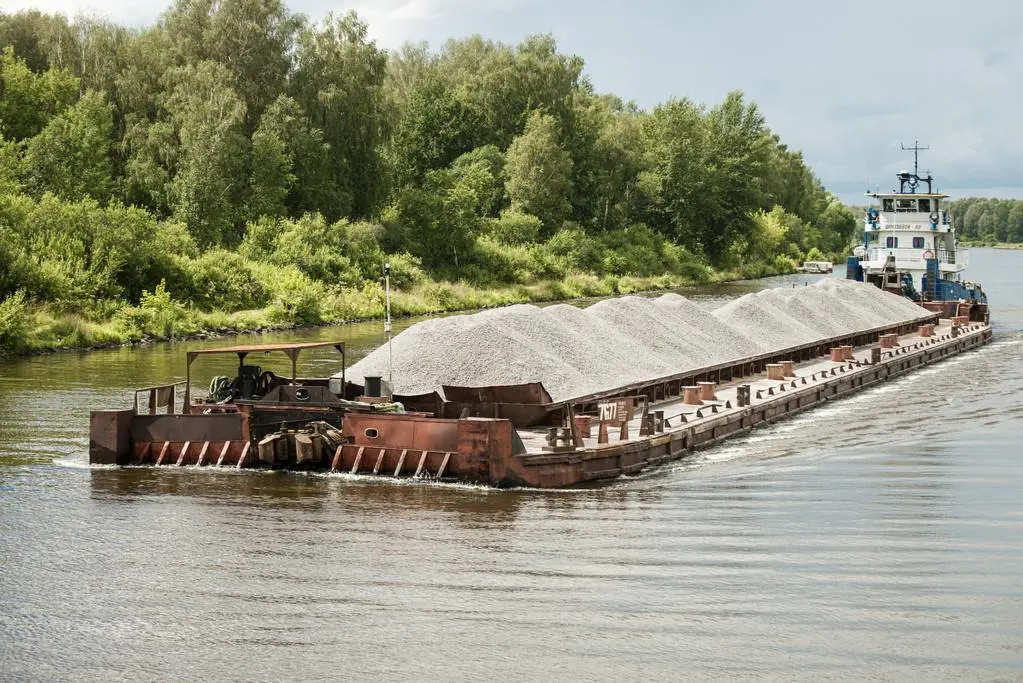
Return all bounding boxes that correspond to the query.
[493,321,992,487]
[90,314,992,488]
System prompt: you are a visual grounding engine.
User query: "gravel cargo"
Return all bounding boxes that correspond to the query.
[344,281,930,402]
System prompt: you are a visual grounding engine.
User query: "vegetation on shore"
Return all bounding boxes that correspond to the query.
[948,198,1023,243]
[0,3,856,357]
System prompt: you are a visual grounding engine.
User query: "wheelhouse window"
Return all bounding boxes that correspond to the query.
[882,198,894,212]
[917,198,931,212]
[886,236,899,248]
[895,198,917,212]
[912,236,925,249]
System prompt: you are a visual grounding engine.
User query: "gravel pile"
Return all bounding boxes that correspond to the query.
[540,304,672,385]
[344,280,930,402]
[712,291,823,350]
[346,306,593,401]
[587,296,720,369]
[760,290,848,339]
[776,286,884,334]
[653,294,763,358]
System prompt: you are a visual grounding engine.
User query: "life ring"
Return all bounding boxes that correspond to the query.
[929,211,939,224]
[921,249,935,261]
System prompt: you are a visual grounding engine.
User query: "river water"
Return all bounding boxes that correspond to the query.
[2,250,1021,681]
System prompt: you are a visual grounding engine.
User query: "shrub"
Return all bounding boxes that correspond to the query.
[264,267,326,325]
[180,250,271,311]
[0,290,29,355]
[238,215,284,261]
[114,280,192,340]
[469,236,537,285]
[488,209,542,245]
[546,227,603,272]
[382,252,427,289]
[805,246,826,262]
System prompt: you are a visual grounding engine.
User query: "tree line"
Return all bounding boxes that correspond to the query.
[948,198,1023,244]
[0,2,856,353]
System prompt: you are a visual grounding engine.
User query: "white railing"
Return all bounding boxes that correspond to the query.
[865,247,968,268]
[939,247,968,267]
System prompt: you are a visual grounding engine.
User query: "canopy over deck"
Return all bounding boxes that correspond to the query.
[184,340,346,409]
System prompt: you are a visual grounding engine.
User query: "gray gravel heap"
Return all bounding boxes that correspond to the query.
[653,294,763,358]
[712,291,824,350]
[344,280,930,402]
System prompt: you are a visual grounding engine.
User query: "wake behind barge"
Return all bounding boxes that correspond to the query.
[89,305,990,488]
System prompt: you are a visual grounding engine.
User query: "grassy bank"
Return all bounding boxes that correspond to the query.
[960,240,1023,249]
[1,261,797,356]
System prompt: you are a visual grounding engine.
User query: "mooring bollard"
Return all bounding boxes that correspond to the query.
[682,385,702,405]
[830,347,844,362]
[697,381,716,401]
[780,360,796,377]
[767,363,785,380]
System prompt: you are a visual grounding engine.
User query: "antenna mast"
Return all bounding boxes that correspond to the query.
[901,139,929,178]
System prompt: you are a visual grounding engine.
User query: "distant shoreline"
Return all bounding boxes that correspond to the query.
[962,242,1023,250]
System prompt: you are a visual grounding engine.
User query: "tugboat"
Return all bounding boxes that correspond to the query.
[846,142,988,317]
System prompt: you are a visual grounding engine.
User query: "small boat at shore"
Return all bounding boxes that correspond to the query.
[800,260,833,274]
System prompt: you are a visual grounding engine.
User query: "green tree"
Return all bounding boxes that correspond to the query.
[816,200,857,253]
[504,110,573,233]
[0,10,76,72]
[247,121,293,219]
[22,89,115,201]
[450,145,505,216]
[382,169,482,270]
[291,11,389,218]
[976,211,996,239]
[163,60,249,246]
[700,91,770,262]
[1007,203,1023,243]
[388,75,481,188]
[961,201,985,237]
[160,0,303,128]
[438,34,583,150]
[238,94,340,221]
[641,97,708,251]
[587,98,648,232]
[0,46,79,141]
[0,135,21,194]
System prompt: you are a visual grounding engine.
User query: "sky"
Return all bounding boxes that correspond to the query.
[5,0,1022,204]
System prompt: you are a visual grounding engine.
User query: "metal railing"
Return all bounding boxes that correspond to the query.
[865,247,967,268]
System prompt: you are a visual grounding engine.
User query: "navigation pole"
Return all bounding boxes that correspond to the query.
[901,140,929,178]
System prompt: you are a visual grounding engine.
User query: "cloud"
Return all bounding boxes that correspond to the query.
[3,0,156,26]
[345,0,534,46]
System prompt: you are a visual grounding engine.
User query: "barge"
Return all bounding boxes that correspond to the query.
[89,308,990,488]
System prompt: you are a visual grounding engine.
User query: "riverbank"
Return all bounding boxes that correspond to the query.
[961,240,1023,249]
[1,261,797,357]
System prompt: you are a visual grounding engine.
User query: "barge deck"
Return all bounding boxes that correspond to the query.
[90,312,991,488]
[328,317,990,487]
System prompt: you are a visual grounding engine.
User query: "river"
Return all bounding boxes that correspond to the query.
[2,250,1021,681]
